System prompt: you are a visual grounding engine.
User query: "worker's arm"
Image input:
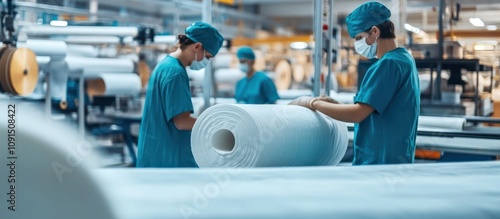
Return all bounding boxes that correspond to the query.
[173,112,197,130]
[312,101,374,123]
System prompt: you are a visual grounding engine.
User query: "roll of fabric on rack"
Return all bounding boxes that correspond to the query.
[66,57,135,76]
[86,73,141,96]
[66,45,98,58]
[418,116,466,131]
[17,39,67,61]
[191,104,348,168]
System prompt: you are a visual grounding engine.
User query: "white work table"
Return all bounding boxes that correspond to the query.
[94,161,500,219]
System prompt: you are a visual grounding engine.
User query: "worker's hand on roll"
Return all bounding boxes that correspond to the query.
[289,95,340,110]
[317,95,340,104]
[288,96,317,110]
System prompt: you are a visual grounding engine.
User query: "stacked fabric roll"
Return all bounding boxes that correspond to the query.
[418,116,466,130]
[191,104,348,168]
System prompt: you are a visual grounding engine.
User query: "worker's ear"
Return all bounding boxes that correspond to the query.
[193,42,203,52]
[370,26,380,37]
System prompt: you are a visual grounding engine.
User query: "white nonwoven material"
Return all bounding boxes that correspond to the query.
[0,103,117,219]
[191,104,348,168]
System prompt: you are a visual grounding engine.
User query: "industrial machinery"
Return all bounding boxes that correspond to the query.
[0,0,39,97]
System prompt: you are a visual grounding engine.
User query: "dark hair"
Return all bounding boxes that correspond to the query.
[364,20,395,39]
[177,34,196,50]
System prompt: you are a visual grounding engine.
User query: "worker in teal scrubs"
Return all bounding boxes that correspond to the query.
[235,46,280,104]
[290,2,420,165]
[137,22,224,168]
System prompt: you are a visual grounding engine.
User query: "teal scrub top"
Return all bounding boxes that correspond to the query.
[353,48,420,165]
[136,56,197,168]
[235,71,280,104]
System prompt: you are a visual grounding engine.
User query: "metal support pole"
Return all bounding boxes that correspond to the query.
[475,63,480,116]
[202,0,213,110]
[173,11,181,35]
[45,71,51,120]
[325,0,334,96]
[78,73,85,138]
[313,0,323,97]
[435,0,445,101]
[89,0,98,22]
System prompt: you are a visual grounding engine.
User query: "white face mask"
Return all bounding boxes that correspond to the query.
[239,63,249,73]
[354,37,378,59]
[190,50,210,70]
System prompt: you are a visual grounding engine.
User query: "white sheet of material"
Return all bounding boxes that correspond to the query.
[95,161,500,219]
[419,116,466,130]
[0,103,117,219]
[66,57,135,76]
[36,56,51,71]
[48,60,70,101]
[86,73,141,96]
[191,104,348,167]
[17,39,67,60]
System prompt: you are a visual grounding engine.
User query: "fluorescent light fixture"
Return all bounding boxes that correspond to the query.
[50,20,68,27]
[469,18,484,27]
[473,45,495,51]
[404,23,423,34]
[290,42,308,50]
[486,25,497,31]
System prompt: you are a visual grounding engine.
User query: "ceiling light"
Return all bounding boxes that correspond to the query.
[469,18,484,27]
[290,42,308,50]
[50,20,68,27]
[477,40,498,45]
[486,25,497,31]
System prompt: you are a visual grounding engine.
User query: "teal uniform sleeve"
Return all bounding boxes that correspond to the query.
[355,59,401,114]
[162,74,193,121]
[261,77,280,104]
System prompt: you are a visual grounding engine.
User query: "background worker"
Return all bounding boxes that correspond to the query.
[235,46,280,104]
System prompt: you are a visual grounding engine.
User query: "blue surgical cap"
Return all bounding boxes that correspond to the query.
[236,46,255,60]
[346,2,391,38]
[185,22,224,56]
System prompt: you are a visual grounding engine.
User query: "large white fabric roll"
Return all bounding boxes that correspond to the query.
[191,104,348,168]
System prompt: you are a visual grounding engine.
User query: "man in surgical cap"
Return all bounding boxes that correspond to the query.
[234,46,280,104]
[137,22,224,168]
[290,2,420,165]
